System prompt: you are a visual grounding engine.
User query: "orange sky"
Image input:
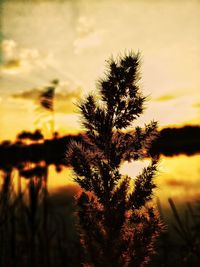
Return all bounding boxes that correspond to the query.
[0,0,200,141]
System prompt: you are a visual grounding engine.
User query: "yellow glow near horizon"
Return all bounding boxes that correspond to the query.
[45,154,200,206]
[0,0,200,140]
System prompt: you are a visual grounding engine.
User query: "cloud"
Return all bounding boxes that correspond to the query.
[165,179,191,188]
[193,102,200,109]
[73,16,104,54]
[11,82,82,114]
[0,39,53,74]
[1,39,16,59]
[155,94,176,102]
[76,16,94,37]
[3,59,21,69]
[12,88,42,100]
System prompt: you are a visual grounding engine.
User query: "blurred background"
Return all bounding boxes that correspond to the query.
[0,1,200,265]
[1,0,199,203]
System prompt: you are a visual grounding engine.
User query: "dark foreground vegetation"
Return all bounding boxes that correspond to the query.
[0,125,200,170]
[0,169,81,267]
[1,169,200,267]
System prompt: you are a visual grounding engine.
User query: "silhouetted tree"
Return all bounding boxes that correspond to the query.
[17,129,44,142]
[68,52,162,267]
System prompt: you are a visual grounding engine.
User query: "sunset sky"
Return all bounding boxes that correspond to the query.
[0,0,200,141]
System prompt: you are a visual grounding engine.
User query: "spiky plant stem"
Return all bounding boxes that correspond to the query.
[68,52,162,267]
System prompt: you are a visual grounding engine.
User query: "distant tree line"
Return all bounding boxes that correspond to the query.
[17,130,44,142]
[0,126,200,170]
[150,126,200,156]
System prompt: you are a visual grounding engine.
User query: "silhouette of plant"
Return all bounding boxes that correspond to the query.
[168,198,200,266]
[35,80,58,137]
[0,166,81,267]
[68,52,162,266]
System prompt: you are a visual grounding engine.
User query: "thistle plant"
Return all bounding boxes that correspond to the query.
[68,52,162,267]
